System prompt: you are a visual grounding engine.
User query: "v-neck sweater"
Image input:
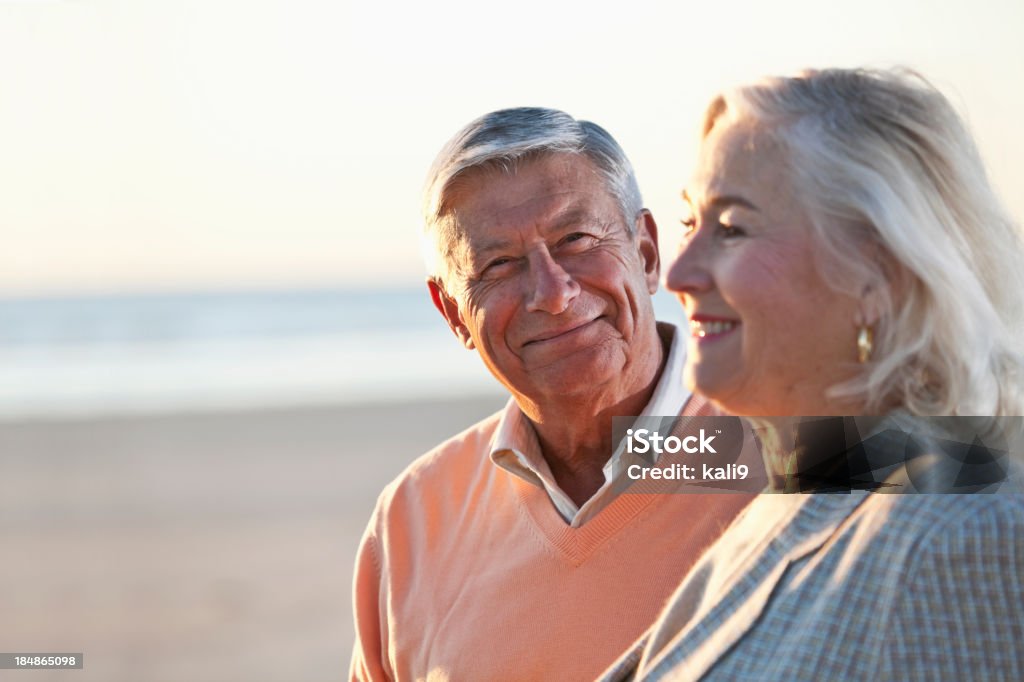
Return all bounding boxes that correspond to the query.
[350,409,754,681]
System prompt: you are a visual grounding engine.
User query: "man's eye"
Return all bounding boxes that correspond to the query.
[680,218,697,238]
[480,257,514,276]
[561,232,590,245]
[560,232,596,249]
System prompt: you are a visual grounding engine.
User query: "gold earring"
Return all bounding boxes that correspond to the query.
[857,326,874,364]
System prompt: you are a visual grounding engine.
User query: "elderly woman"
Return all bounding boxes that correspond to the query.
[601,69,1024,681]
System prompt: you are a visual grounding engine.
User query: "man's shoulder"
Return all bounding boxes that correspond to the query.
[402,407,505,482]
[372,406,507,519]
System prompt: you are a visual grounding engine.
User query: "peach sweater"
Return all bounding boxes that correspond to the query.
[350,410,753,681]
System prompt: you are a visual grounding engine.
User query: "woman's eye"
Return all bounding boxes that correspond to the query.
[718,223,746,238]
[680,218,697,238]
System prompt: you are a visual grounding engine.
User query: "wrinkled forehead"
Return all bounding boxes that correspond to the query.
[446,153,601,213]
[445,154,618,241]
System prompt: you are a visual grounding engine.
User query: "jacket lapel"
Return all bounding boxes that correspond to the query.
[640,492,870,680]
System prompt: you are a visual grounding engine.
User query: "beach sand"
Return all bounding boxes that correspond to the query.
[0,394,508,682]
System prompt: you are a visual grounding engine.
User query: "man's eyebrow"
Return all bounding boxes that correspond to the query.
[681,189,759,212]
[467,238,512,261]
[550,207,594,229]
[466,208,604,261]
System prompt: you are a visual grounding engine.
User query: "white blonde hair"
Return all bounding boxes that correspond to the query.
[704,68,1024,416]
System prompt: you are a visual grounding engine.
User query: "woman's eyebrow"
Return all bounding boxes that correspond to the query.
[681,189,760,212]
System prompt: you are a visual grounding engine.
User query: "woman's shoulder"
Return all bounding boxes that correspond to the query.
[851,490,1024,562]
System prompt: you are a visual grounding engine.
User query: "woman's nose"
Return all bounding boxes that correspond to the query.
[664,233,713,296]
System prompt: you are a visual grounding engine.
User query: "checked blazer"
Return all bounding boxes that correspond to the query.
[599,487,1024,681]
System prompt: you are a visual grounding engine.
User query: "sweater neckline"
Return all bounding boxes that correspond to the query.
[508,471,670,565]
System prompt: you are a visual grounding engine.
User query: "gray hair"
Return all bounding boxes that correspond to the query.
[704,68,1024,416]
[421,107,643,283]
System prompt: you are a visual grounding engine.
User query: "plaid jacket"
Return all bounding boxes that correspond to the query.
[599,490,1024,681]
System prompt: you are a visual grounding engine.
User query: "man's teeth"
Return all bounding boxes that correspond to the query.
[690,319,737,338]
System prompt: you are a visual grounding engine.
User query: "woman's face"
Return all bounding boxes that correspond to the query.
[666,118,863,416]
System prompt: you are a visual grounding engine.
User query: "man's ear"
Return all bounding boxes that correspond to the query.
[635,209,661,294]
[427,277,475,349]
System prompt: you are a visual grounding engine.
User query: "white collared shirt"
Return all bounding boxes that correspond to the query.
[489,322,690,527]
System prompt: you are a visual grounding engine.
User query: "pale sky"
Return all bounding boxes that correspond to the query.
[2,0,1022,296]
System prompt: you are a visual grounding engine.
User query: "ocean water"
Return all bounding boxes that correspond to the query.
[0,287,686,418]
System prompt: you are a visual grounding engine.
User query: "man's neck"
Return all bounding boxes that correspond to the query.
[523,327,670,507]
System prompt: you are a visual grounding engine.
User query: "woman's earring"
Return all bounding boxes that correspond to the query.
[857,326,874,364]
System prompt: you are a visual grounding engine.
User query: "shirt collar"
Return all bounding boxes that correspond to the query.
[489,322,690,518]
[628,322,690,426]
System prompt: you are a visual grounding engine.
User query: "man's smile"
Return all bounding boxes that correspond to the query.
[521,316,603,347]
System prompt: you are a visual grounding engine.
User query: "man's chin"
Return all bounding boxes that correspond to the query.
[519,347,625,399]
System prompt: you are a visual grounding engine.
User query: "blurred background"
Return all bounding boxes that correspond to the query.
[1,0,1022,680]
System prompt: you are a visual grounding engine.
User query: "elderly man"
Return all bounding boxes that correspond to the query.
[349,108,752,681]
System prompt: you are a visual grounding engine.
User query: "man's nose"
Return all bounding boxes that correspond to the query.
[664,234,713,295]
[525,249,580,314]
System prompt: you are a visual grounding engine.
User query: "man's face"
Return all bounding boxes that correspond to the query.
[428,153,662,405]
